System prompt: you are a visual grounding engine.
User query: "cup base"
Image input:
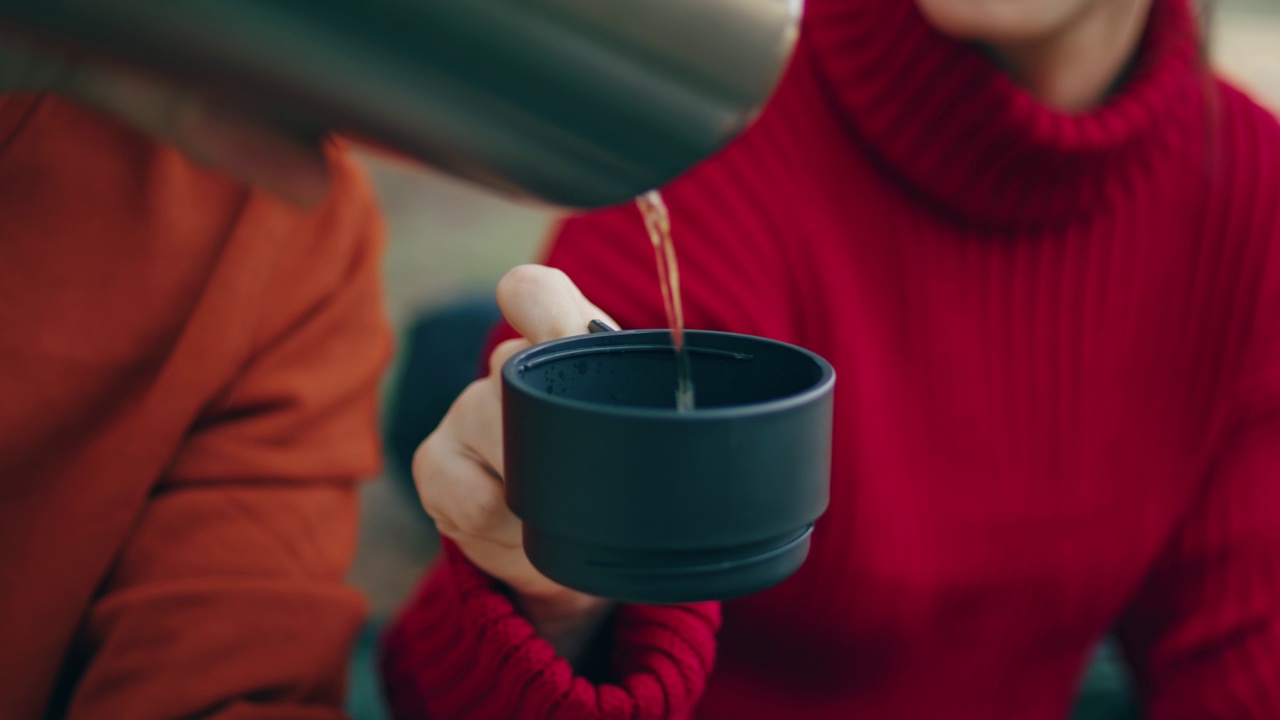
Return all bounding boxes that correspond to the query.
[523,525,814,604]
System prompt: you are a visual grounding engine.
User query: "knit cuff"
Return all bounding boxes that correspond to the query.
[380,542,721,720]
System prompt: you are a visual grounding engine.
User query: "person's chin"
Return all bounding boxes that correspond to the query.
[913,0,1065,44]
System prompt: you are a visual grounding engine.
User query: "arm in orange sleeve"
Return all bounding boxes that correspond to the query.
[61,153,393,720]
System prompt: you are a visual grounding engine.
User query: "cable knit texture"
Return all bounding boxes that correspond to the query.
[382,0,1280,717]
[382,543,719,719]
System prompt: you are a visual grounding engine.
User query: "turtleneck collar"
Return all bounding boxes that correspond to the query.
[803,0,1206,230]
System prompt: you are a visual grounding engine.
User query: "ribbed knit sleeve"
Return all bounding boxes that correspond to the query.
[1115,87,1280,719]
[381,542,721,720]
[1115,399,1280,718]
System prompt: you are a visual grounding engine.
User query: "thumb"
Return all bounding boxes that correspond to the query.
[496,265,618,345]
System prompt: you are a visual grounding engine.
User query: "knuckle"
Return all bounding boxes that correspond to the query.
[411,429,507,539]
[411,433,449,505]
[451,379,494,421]
[489,338,527,374]
[493,338,528,357]
[452,481,506,535]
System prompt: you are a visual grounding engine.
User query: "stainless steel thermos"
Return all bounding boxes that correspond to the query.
[0,0,802,208]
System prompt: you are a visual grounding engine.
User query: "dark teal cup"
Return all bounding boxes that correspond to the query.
[502,329,834,603]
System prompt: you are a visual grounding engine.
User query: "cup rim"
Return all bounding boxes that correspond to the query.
[502,329,835,421]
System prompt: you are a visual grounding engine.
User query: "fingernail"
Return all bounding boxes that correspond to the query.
[587,319,617,333]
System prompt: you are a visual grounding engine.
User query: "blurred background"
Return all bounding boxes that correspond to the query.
[344,4,1280,716]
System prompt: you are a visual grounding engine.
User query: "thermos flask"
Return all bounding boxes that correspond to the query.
[0,0,803,208]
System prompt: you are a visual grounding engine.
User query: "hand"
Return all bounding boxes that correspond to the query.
[413,265,618,660]
[0,36,329,206]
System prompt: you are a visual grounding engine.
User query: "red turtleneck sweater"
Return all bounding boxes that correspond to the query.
[381,1,1280,717]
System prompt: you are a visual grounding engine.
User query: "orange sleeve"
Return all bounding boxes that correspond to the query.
[62,150,392,719]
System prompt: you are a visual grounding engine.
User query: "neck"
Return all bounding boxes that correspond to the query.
[988,0,1155,111]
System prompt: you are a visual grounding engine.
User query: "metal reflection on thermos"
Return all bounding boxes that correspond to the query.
[0,0,803,208]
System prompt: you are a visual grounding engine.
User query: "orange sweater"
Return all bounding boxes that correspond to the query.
[0,94,391,719]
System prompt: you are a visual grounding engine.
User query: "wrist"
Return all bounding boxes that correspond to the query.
[514,589,614,665]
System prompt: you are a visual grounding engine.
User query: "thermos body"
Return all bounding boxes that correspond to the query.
[0,0,802,208]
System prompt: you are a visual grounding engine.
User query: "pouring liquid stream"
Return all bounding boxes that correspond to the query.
[637,190,696,411]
